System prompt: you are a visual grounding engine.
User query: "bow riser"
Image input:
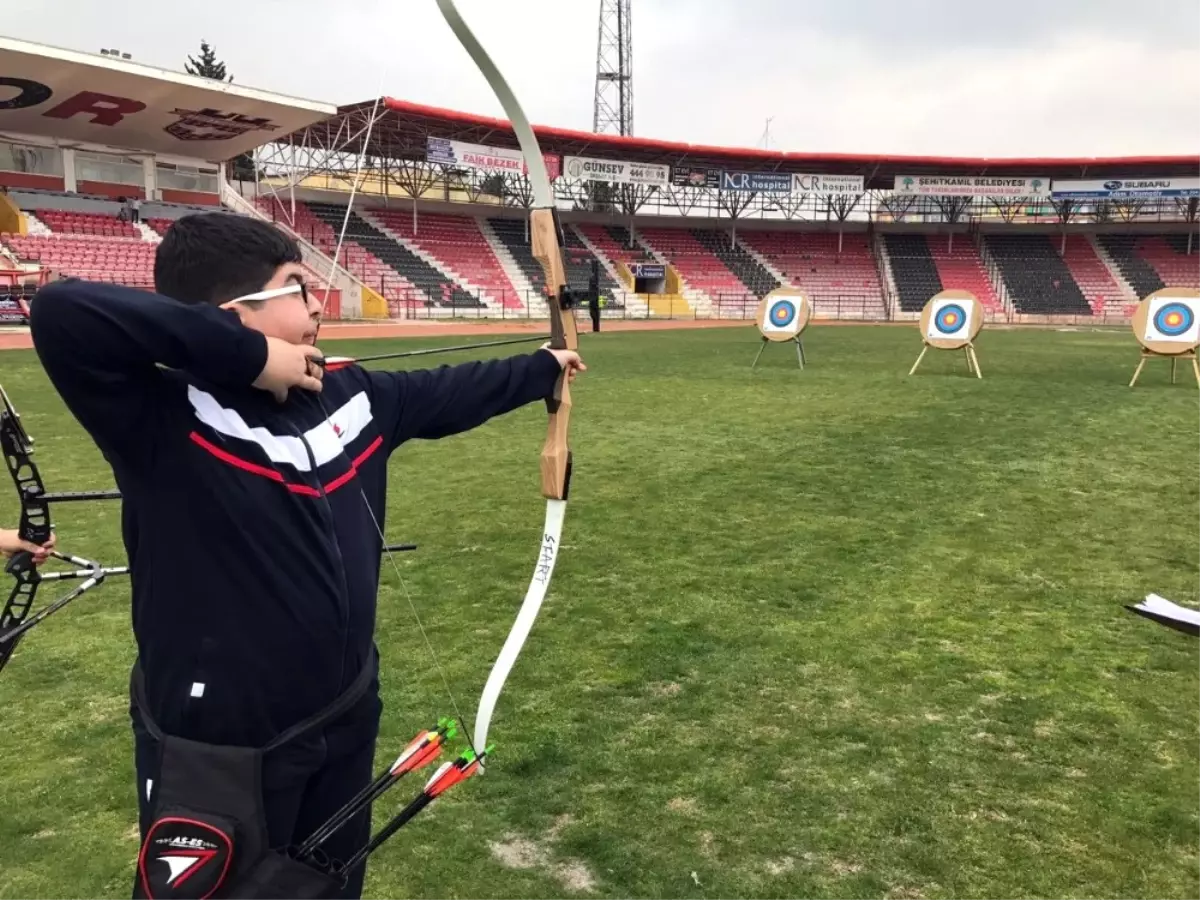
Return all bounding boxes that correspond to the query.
[1,386,51,668]
[0,384,128,673]
[530,209,570,304]
[530,208,577,502]
[2,392,52,551]
[540,395,573,503]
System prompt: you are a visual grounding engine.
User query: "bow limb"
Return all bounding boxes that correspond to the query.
[435,0,577,758]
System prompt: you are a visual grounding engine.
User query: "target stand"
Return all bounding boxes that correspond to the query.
[908,290,984,378]
[752,288,811,369]
[1128,288,1200,388]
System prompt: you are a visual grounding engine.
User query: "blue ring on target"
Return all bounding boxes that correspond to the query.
[768,299,797,328]
[1153,301,1194,337]
[933,303,968,335]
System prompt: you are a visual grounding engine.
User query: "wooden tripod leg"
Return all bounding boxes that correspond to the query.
[1192,354,1200,386]
[1129,354,1148,387]
[908,345,929,376]
[795,338,805,370]
[968,345,982,378]
[752,339,768,369]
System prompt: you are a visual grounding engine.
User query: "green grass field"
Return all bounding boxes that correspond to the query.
[1,323,1197,899]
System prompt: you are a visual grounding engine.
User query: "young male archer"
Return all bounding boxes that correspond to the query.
[28,212,584,898]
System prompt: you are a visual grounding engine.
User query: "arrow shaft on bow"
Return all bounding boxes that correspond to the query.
[318,334,551,370]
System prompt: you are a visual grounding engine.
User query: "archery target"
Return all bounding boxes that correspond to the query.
[926,298,973,341]
[756,288,811,342]
[1132,288,1200,355]
[1144,296,1199,345]
[917,290,983,350]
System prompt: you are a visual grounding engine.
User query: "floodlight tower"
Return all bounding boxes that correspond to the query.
[593,0,634,135]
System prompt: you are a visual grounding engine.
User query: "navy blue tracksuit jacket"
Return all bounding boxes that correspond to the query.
[28,279,562,892]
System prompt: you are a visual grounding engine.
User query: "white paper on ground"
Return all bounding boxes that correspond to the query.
[1132,593,1200,628]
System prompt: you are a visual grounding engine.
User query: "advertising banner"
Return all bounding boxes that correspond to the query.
[631,263,666,279]
[426,137,560,180]
[1050,177,1200,199]
[720,171,793,193]
[670,166,721,188]
[893,175,1050,198]
[563,155,669,186]
[0,296,28,324]
[791,173,864,196]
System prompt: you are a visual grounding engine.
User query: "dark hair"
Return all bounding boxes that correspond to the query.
[154,212,303,305]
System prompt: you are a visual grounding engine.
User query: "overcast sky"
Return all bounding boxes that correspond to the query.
[7,0,1200,158]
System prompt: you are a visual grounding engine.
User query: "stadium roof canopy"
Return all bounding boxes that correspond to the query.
[0,36,335,161]
[301,97,1198,188]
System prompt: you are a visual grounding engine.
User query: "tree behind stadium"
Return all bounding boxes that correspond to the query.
[184,40,256,185]
[185,39,230,82]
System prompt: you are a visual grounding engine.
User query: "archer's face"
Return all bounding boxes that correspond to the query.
[227,263,323,346]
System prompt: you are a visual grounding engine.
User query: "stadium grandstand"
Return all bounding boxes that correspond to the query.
[0,36,1196,329]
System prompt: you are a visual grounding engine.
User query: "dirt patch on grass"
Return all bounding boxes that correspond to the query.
[487,814,598,893]
[648,681,682,697]
[765,855,795,875]
[668,797,699,815]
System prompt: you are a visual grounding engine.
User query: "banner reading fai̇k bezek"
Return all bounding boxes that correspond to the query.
[563,155,671,187]
[893,174,1051,198]
[426,137,561,180]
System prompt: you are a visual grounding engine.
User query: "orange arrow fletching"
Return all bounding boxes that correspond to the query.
[424,752,484,799]
[389,728,450,776]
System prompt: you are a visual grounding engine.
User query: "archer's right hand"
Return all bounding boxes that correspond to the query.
[254,337,325,402]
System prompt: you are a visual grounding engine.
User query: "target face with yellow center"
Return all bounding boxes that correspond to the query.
[756,289,811,341]
[1144,296,1199,345]
[768,299,797,328]
[926,297,973,341]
